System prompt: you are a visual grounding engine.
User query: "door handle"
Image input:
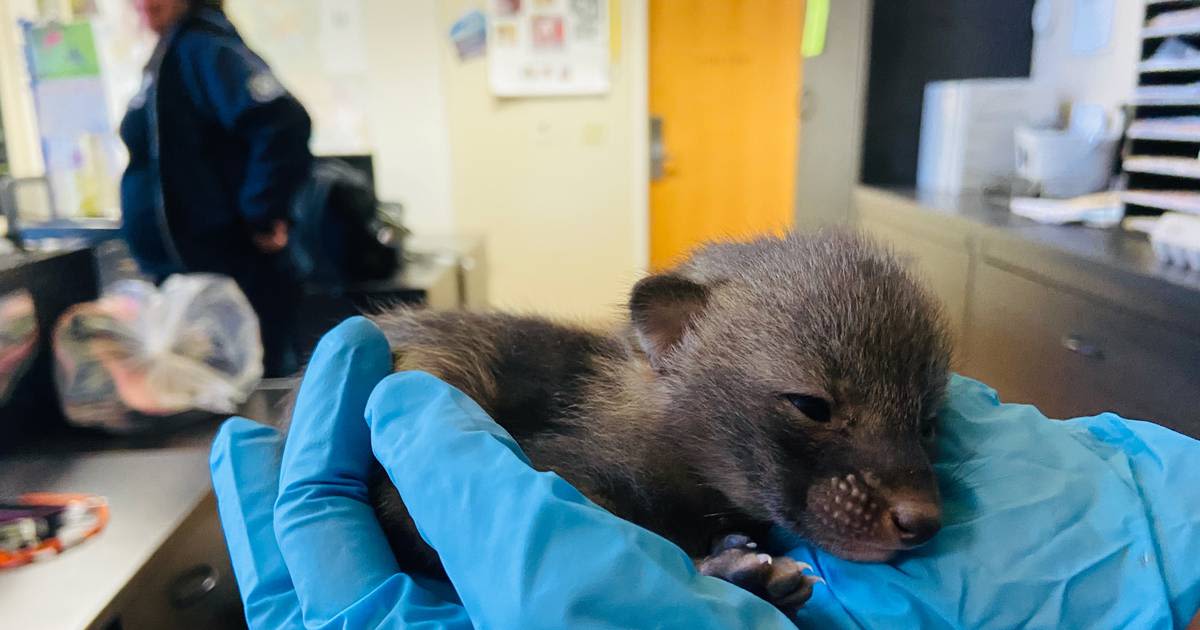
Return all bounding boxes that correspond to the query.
[800,87,816,121]
[650,115,671,181]
[169,564,219,608]
[1061,334,1105,361]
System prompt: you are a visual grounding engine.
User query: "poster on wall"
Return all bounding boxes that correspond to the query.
[23,20,122,220]
[487,0,610,97]
[450,10,487,60]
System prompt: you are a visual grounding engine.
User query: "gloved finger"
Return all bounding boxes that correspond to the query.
[210,417,302,630]
[366,372,795,630]
[274,317,469,628]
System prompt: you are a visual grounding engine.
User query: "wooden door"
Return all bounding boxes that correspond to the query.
[649,0,804,269]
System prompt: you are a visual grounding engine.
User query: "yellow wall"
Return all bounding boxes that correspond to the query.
[436,0,648,322]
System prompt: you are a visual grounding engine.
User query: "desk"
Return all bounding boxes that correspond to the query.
[0,447,243,630]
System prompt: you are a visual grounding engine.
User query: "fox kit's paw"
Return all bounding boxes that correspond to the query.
[697,534,821,615]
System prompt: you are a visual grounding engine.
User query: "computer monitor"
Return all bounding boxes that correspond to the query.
[315,154,376,194]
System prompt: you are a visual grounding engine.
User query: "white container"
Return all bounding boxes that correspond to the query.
[1015,126,1120,198]
[917,79,1055,195]
[1151,212,1200,271]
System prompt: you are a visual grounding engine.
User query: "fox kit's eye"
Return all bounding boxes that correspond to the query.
[783,394,831,423]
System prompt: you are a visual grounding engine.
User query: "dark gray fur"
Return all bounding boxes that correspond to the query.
[309,230,952,613]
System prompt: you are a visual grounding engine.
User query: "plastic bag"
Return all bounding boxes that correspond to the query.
[0,289,38,405]
[53,274,263,433]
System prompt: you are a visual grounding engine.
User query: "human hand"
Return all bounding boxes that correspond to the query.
[210,317,795,629]
[251,220,288,253]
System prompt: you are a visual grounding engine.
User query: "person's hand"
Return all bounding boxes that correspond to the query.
[251,220,289,253]
[210,317,795,629]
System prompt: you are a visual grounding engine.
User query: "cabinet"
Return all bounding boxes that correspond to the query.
[967,261,1200,435]
[108,495,244,630]
[856,186,1200,438]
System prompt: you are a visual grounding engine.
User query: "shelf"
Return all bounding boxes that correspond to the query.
[1128,127,1200,141]
[1123,190,1200,214]
[1124,156,1200,178]
[1135,94,1200,105]
[1128,117,1200,141]
[1140,58,1200,72]
[1135,83,1200,105]
[1144,23,1200,39]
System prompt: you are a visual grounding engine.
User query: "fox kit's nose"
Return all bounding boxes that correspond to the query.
[889,501,942,546]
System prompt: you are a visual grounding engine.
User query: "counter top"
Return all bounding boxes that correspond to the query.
[0,446,213,630]
[858,186,1200,297]
[0,247,87,272]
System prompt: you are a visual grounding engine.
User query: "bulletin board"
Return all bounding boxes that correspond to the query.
[22,19,123,219]
[487,0,610,97]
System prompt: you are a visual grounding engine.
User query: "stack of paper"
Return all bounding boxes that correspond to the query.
[1149,7,1200,30]
[1123,190,1200,215]
[1150,213,1200,271]
[1010,192,1123,227]
[1136,82,1200,105]
[1128,116,1200,141]
[1123,156,1200,179]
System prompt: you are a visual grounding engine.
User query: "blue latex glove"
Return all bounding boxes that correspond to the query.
[210,317,794,629]
[788,376,1200,629]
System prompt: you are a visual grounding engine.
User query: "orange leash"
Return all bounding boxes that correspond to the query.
[0,493,110,569]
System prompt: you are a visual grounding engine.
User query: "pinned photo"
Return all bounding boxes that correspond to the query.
[493,0,521,17]
[531,15,564,49]
[450,9,488,60]
[496,23,518,46]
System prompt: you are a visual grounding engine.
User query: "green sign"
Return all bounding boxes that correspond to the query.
[801,0,829,58]
[29,21,101,80]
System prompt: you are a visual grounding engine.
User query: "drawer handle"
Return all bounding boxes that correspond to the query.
[169,564,219,608]
[1061,334,1105,361]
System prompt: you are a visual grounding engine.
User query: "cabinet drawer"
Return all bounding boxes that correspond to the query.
[965,262,1200,437]
[104,494,246,630]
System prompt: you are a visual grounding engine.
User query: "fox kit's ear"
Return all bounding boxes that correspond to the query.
[629,274,709,370]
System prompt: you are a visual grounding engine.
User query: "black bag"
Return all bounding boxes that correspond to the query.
[289,159,400,288]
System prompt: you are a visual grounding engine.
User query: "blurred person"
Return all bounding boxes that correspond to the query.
[120,0,311,376]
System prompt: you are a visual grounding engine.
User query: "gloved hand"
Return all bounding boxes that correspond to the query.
[210,317,795,629]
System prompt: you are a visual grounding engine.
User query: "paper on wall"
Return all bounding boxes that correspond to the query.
[488,0,610,97]
[1070,0,1114,55]
[318,0,369,75]
[33,77,111,137]
[28,21,101,80]
[451,10,488,60]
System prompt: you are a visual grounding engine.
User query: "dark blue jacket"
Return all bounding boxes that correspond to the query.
[119,8,312,280]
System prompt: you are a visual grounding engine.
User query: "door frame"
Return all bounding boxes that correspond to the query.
[628,0,651,273]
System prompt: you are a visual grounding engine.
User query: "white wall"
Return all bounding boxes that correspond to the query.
[228,0,456,234]
[0,0,44,177]
[361,0,455,234]
[1030,0,1144,112]
[436,0,648,320]
[231,0,649,316]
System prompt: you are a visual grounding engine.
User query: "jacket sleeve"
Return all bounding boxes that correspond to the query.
[178,34,313,231]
